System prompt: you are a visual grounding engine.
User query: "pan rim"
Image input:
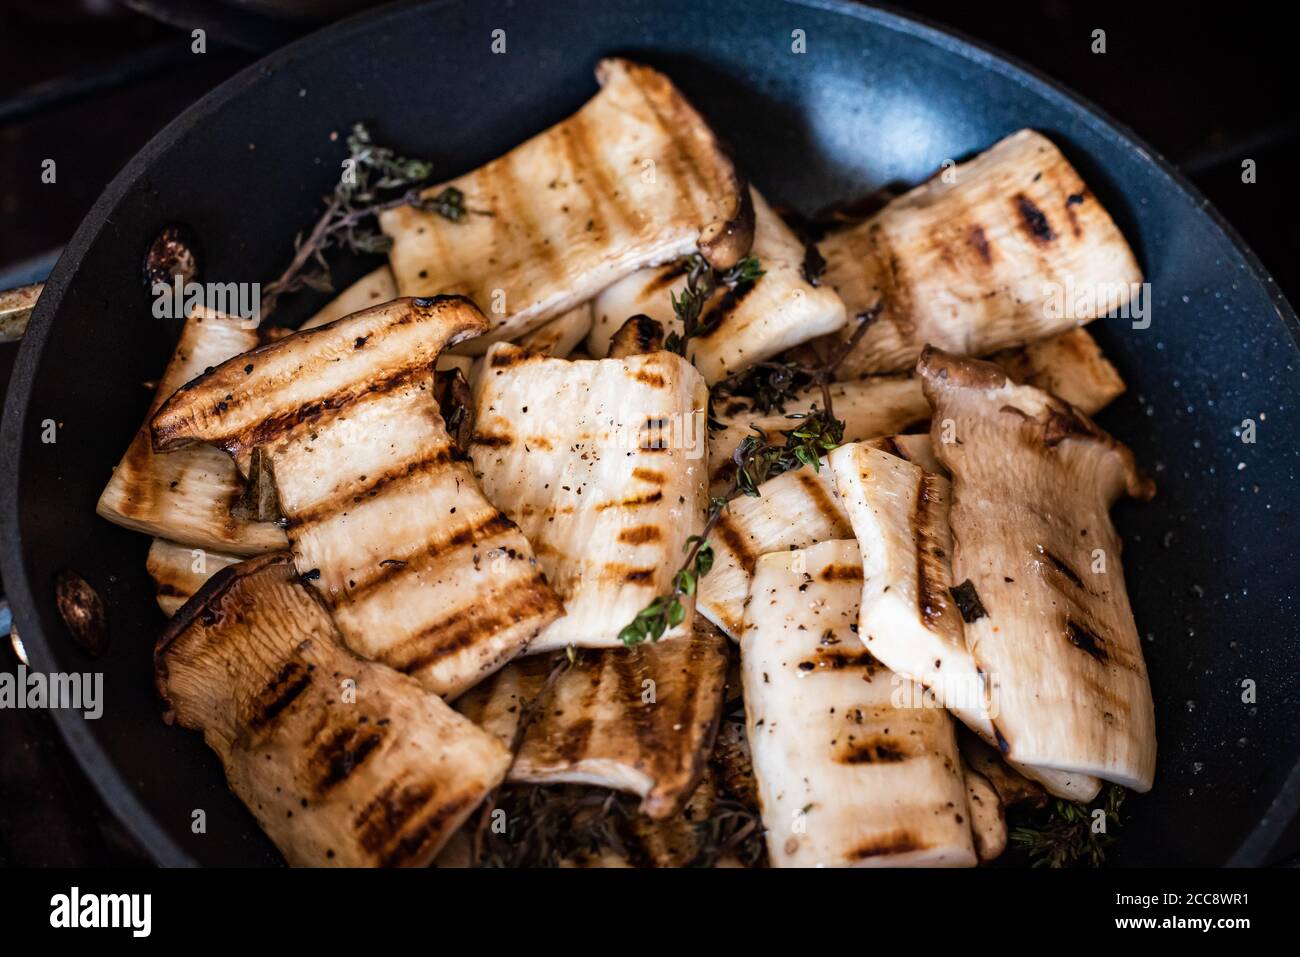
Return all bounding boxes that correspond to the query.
[3,0,1296,867]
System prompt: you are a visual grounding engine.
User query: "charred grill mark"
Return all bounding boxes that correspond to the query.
[387,570,561,674]
[838,738,908,764]
[488,348,534,369]
[555,717,594,763]
[338,510,518,602]
[470,430,513,448]
[1065,619,1109,663]
[848,830,927,861]
[693,281,757,341]
[596,490,664,511]
[618,525,663,545]
[712,513,756,574]
[631,467,666,485]
[912,473,948,628]
[818,563,863,582]
[565,110,634,231]
[223,365,428,455]
[286,446,456,528]
[634,370,667,388]
[968,224,992,264]
[794,470,847,532]
[609,646,664,776]
[378,792,477,867]
[248,661,312,729]
[613,565,657,584]
[1042,550,1085,589]
[811,648,880,674]
[1015,193,1055,243]
[312,725,384,793]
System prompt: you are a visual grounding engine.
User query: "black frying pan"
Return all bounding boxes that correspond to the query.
[3,0,1298,867]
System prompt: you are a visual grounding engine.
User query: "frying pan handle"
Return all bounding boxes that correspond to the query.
[0,283,42,343]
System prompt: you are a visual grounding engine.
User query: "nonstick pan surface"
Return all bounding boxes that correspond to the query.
[3,0,1298,866]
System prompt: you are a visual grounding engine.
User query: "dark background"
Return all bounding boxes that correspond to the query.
[0,0,1295,866]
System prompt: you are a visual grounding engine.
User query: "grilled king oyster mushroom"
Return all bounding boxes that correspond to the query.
[97,307,287,555]
[380,58,754,352]
[457,621,729,820]
[817,130,1143,375]
[741,541,977,867]
[156,552,510,866]
[468,342,708,651]
[917,346,1157,792]
[151,296,563,699]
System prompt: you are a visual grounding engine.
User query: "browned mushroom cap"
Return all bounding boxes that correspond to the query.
[606,314,666,358]
[155,552,511,868]
[917,344,1154,501]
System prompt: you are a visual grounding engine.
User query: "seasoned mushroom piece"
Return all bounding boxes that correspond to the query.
[819,129,1143,375]
[457,622,729,820]
[152,296,563,698]
[97,307,286,555]
[381,58,754,351]
[469,343,707,651]
[741,541,977,867]
[919,346,1157,792]
[156,553,510,867]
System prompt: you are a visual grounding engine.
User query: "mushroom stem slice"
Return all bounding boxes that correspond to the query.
[742,540,977,867]
[819,129,1143,375]
[156,553,510,867]
[919,346,1156,792]
[96,307,286,555]
[151,297,563,699]
[381,58,754,352]
[457,622,729,820]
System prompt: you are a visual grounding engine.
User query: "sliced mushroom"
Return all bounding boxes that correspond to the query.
[515,304,594,358]
[468,342,708,651]
[587,188,847,383]
[146,538,242,616]
[156,552,510,867]
[741,540,977,867]
[829,439,1101,802]
[96,307,287,555]
[918,346,1157,792]
[988,325,1125,413]
[380,58,753,351]
[152,297,563,698]
[962,760,1008,862]
[818,129,1143,375]
[456,622,728,820]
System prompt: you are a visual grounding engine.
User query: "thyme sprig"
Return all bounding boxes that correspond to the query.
[261,123,480,319]
[664,254,765,355]
[1010,782,1127,868]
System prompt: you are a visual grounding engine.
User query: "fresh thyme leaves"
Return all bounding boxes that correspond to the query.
[261,123,477,320]
[664,254,765,355]
[1009,782,1127,868]
[618,533,716,646]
